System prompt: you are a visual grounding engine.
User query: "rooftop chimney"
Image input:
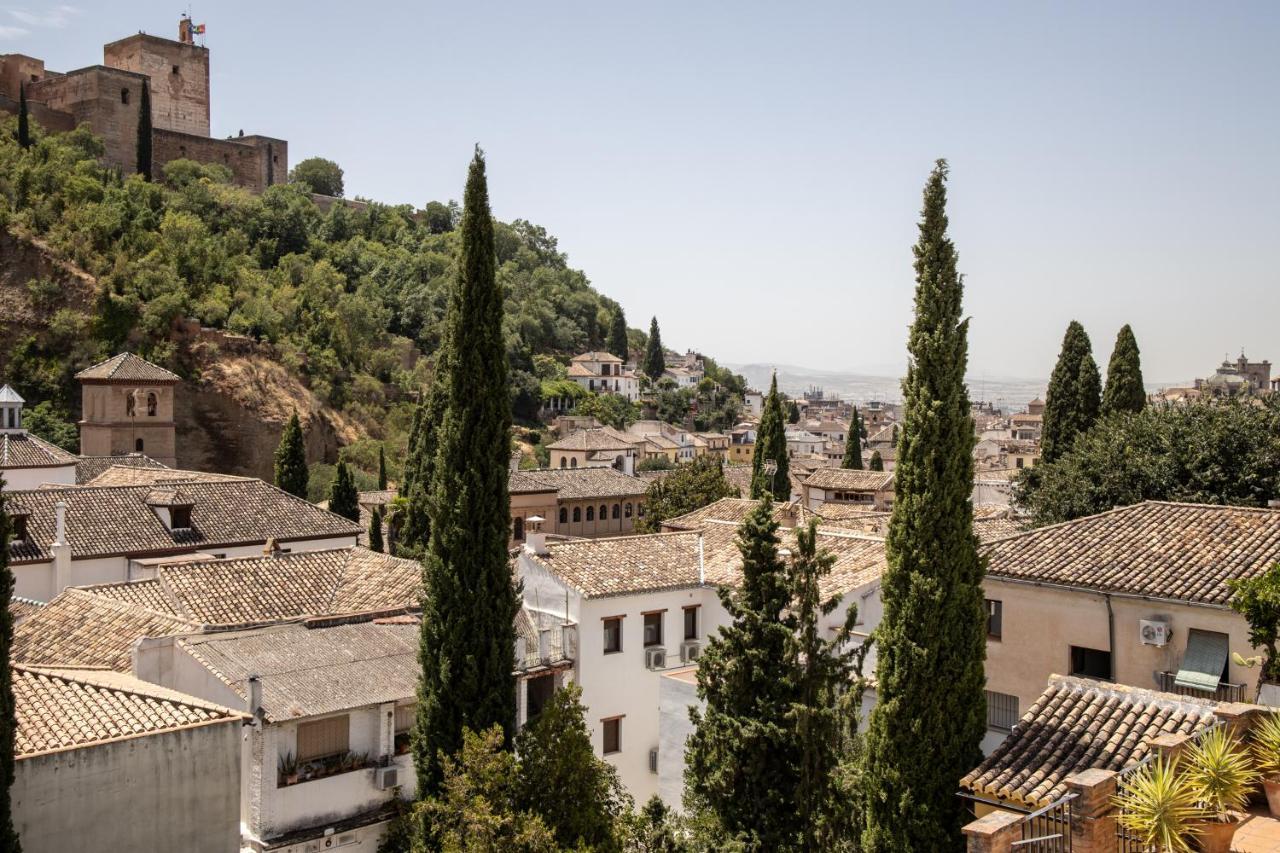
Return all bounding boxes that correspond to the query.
[51,500,71,595]
[524,516,549,556]
[263,537,281,557]
[54,500,67,546]
[247,674,262,720]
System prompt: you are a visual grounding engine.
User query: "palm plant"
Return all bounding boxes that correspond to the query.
[1183,726,1255,819]
[1253,712,1280,780]
[1113,756,1204,853]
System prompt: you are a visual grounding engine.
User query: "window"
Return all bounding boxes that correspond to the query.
[643,611,664,647]
[603,617,622,654]
[1070,646,1112,681]
[559,507,568,524]
[526,674,555,721]
[170,506,192,529]
[559,457,567,469]
[586,506,595,522]
[120,88,130,104]
[512,516,525,541]
[296,714,349,761]
[598,504,607,521]
[986,599,1002,640]
[135,438,144,452]
[172,64,179,74]
[126,393,136,417]
[10,514,28,544]
[394,704,415,734]
[573,506,581,523]
[985,690,1019,731]
[147,392,157,416]
[602,716,622,754]
[612,503,621,519]
[1015,457,1025,469]
[683,606,699,640]
[570,458,578,468]
[624,502,633,518]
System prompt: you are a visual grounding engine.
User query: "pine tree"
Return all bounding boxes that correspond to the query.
[136,82,152,180]
[861,160,985,852]
[514,684,629,851]
[273,412,308,498]
[378,446,389,491]
[0,482,20,853]
[16,83,29,150]
[368,506,385,553]
[329,460,360,522]
[1102,324,1146,416]
[608,309,629,362]
[686,499,801,847]
[413,149,519,800]
[1041,321,1100,464]
[842,409,863,470]
[750,374,790,501]
[643,317,665,381]
[868,450,884,472]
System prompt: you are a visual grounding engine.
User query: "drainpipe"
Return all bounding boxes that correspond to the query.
[697,533,705,586]
[1105,593,1116,681]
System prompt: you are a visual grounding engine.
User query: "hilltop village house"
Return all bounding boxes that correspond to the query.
[566,351,641,401]
[1,18,286,191]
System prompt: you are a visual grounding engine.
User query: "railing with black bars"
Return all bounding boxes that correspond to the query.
[1155,670,1248,703]
[1011,793,1076,852]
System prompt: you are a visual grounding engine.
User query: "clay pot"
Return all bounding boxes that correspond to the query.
[1265,779,1280,818]
[1198,813,1246,853]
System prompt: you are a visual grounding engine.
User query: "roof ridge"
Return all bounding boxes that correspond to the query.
[15,663,242,717]
[549,529,701,547]
[64,585,197,624]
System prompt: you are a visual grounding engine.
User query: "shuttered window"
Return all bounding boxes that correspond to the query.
[296,715,349,761]
[394,704,415,734]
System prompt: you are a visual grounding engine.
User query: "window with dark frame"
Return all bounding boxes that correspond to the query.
[985,690,1019,731]
[1070,645,1112,680]
[986,599,1002,640]
[559,507,568,524]
[602,717,621,754]
[643,611,664,647]
[603,617,622,654]
[683,606,699,640]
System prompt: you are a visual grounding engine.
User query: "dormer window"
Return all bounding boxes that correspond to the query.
[9,512,28,544]
[170,506,193,529]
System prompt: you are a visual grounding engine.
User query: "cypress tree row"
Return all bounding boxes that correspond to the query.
[413,148,519,800]
[16,83,29,150]
[377,446,388,491]
[273,412,308,498]
[328,460,359,522]
[136,82,152,181]
[368,506,384,553]
[608,309,629,362]
[643,317,665,381]
[1041,321,1100,464]
[750,374,790,501]
[399,368,448,556]
[868,450,884,472]
[1102,324,1146,416]
[0,483,19,853]
[862,160,985,852]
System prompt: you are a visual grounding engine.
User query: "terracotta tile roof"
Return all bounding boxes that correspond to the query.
[961,676,1219,808]
[975,468,1022,483]
[0,432,79,469]
[13,663,240,758]
[529,521,885,600]
[74,352,180,383]
[75,453,168,484]
[508,472,561,495]
[722,465,754,495]
[662,498,812,531]
[973,516,1028,543]
[8,595,44,625]
[566,363,595,378]
[83,465,246,487]
[5,479,360,564]
[547,427,637,452]
[571,351,622,363]
[357,489,397,506]
[802,468,894,492]
[511,467,647,500]
[983,501,1280,605]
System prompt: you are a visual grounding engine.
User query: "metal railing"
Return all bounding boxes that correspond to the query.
[1012,793,1075,852]
[1155,671,1247,703]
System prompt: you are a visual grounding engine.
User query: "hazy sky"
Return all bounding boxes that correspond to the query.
[10,2,1279,384]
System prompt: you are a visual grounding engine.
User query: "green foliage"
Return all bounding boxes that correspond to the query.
[1041,321,1101,464]
[751,375,789,501]
[576,392,639,430]
[1102,324,1146,416]
[414,150,519,802]
[514,684,631,851]
[636,455,674,472]
[410,727,557,853]
[1251,713,1280,780]
[17,83,29,150]
[368,506,385,553]
[1183,726,1255,819]
[842,408,862,470]
[862,160,984,852]
[273,412,308,498]
[328,460,360,522]
[378,445,389,490]
[608,309,629,361]
[1112,756,1202,853]
[621,796,685,853]
[136,83,152,181]
[868,451,883,472]
[1015,397,1280,525]
[1228,563,1280,683]
[0,483,20,852]
[21,400,78,451]
[786,400,800,424]
[289,156,345,197]
[643,317,665,380]
[637,455,739,532]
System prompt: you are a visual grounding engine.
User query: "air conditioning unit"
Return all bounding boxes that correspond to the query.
[374,765,399,790]
[645,647,667,670]
[1139,619,1171,647]
[649,747,659,773]
[680,640,702,662]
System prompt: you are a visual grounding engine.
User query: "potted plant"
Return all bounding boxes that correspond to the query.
[1251,711,1280,816]
[277,751,299,786]
[1228,562,1280,706]
[1113,755,1203,853]
[1184,726,1256,853]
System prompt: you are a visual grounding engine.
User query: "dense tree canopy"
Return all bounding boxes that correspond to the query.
[288,156,345,197]
[637,455,740,532]
[328,459,359,521]
[1041,321,1101,464]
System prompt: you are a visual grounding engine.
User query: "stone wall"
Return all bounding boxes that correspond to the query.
[0,93,76,134]
[104,34,210,137]
[27,66,146,172]
[153,128,287,193]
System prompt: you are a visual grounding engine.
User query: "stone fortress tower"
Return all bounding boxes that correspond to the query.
[76,353,181,468]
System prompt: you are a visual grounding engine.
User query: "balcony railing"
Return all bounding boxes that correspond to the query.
[1155,671,1247,703]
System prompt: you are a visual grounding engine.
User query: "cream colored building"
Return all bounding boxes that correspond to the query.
[0,385,79,491]
[567,351,640,401]
[548,426,639,473]
[800,468,895,512]
[76,352,181,467]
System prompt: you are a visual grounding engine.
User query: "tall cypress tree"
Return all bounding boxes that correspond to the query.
[1102,324,1146,416]
[16,83,29,150]
[643,317,665,381]
[862,161,985,852]
[686,499,800,847]
[399,363,449,557]
[368,506,384,553]
[273,412,308,498]
[1041,321,1100,464]
[608,309,629,362]
[751,374,789,501]
[413,148,519,800]
[378,445,389,491]
[869,450,884,472]
[0,482,19,853]
[328,460,359,522]
[787,400,801,424]
[842,408,863,469]
[136,82,152,181]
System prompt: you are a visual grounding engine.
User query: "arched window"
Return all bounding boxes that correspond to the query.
[612,504,621,519]
[147,392,158,417]
[570,458,578,468]
[586,506,595,522]
[599,504,607,521]
[512,517,525,541]
[573,507,581,523]
[559,507,568,525]
[135,438,145,452]
[125,392,136,417]
[624,502,633,518]
[559,457,567,469]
